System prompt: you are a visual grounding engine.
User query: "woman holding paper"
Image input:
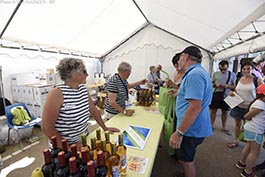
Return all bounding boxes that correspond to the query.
[227,62,263,148]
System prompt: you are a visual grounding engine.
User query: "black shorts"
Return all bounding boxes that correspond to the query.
[175,136,204,162]
[209,92,230,110]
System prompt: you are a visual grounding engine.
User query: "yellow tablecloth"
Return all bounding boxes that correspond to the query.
[89,106,164,177]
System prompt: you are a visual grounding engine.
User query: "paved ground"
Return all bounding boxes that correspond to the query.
[1,110,265,177]
[151,110,265,177]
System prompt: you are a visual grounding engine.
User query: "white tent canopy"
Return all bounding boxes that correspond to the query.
[0,0,265,102]
[103,24,211,84]
[1,0,264,59]
[0,0,146,57]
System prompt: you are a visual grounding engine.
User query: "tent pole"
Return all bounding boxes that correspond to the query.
[102,22,149,58]
[0,0,24,39]
[131,0,149,23]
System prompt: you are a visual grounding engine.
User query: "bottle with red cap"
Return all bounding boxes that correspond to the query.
[79,147,89,177]
[61,139,71,164]
[41,148,56,177]
[95,150,108,177]
[87,160,95,177]
[55,151,69,177]
[70,144,82,167]
[89,137,98,167]
[101,139,111,175]
[69,157,81,177]
[50,136,62,164]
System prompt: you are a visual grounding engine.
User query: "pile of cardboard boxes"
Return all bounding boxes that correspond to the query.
[11,70,62,118]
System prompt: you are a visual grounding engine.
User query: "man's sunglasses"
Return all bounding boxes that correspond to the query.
[219,68,227,71]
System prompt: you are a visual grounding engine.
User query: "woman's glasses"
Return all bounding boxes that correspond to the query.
[81,70,88,75]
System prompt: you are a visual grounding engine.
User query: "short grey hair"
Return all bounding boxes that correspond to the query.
[117,62,132,72]
[189,55,202,63]
[56,58,85,81]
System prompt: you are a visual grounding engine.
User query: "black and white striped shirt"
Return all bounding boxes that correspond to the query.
[55,84,89,144]
[104,73,128,114]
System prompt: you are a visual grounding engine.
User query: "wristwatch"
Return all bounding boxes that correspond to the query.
[176,129,184,137]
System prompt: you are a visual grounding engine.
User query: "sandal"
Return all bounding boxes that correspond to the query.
[227,141,239,148]
[235,161,246,169]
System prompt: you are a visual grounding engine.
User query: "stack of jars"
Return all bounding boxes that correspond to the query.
[136,88,156,107]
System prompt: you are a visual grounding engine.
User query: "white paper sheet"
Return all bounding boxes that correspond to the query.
[224,93,244,109]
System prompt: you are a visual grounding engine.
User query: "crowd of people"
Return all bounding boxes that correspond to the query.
[41,47,265,177]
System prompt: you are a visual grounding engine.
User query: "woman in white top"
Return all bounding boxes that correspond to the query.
[235,84,265,177]
[227,62,263,148]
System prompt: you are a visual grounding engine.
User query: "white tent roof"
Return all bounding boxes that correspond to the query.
[0,0,265,59]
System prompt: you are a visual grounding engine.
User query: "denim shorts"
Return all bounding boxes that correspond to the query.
[244,129,264,144]
[175,136,205,162]
[230,106,248,120]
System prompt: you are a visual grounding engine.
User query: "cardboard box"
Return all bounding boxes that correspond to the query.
[11,73,39,86]
[39,73,56,86]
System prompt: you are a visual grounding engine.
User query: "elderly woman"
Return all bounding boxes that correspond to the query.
[41,58,119,147]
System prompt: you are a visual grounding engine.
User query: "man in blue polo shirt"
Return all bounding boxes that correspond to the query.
[169,46,212,177]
